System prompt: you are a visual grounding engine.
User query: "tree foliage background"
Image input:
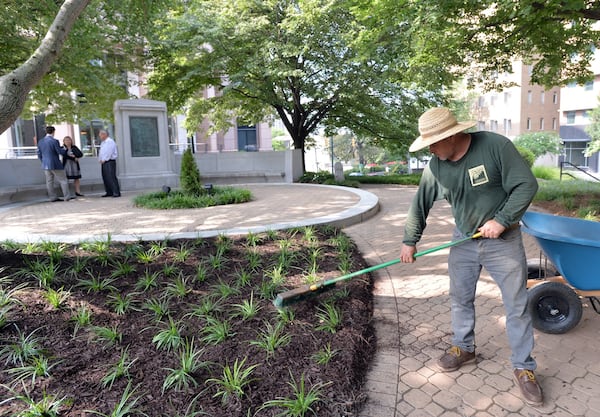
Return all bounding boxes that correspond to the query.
[5,0,600,161]
[0,0,170,131]
[146,0,447,169]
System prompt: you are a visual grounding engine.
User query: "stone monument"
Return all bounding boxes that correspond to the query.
[113,99,178,190]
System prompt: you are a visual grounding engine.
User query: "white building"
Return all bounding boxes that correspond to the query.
[557,55,600,173]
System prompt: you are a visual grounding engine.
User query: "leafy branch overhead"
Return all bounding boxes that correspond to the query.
[363,0,600,90]
[146,0,441,168]
[5,0,600,159]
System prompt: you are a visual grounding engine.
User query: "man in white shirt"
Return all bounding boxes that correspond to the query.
[98,130,121,197]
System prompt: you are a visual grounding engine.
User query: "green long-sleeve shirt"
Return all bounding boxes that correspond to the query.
[403,131,538,245]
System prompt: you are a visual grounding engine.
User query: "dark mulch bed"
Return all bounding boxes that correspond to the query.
[0,227,374,416]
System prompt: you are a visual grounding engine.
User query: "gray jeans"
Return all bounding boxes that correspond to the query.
[44,169,70,200]
[448,226,536,370]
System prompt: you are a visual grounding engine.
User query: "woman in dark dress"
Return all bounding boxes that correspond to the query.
[62,136,84,196]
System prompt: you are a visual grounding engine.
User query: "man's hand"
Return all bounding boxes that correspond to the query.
[477,219,506,239]
[400,244,417,263]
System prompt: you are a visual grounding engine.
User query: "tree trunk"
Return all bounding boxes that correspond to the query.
[0,0,91,134]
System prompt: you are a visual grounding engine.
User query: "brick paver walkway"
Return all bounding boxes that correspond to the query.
[345,184,600,417]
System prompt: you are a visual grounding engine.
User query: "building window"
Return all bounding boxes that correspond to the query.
[540,91,545,104]
[237,125,257,151]
[566,111,576,124]
[552,118,557,130]
[527,90,532,104]
[553,92,558,104]
[567,81,577,88]
[478,96,485,107]
[477,121,486,130]
[563,141,589,168]
[504,92,510,103]
[491,120,498,132]
[503,119,511,135]
[582,110,589,121]
[526,118,531,130]
[540,118,544,130]
[584,81,593,91]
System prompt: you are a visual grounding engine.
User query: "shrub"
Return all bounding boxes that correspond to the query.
[513,132,563,158]
[180,149,203,195]
[516,146,535,168]
[298,171,335,184]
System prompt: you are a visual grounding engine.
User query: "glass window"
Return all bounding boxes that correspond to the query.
[540,91,545,104]
[566,111,576,124]
[527,91,532,104]
[503,119,511,135]
[527,118,531,130]
[237,125,257,151]
[563,141,589,168]
[553,91,558,104]
[584,81,593,91]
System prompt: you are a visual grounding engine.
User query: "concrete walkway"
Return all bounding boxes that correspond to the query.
[0,183,599,416]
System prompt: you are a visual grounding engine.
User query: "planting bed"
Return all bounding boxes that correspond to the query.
[0,227,374,417]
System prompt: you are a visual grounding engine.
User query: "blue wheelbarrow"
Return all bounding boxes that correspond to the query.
[521,211,600,334]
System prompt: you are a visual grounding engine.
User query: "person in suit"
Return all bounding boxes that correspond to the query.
[98,129,121,197]
[37,126,73,202]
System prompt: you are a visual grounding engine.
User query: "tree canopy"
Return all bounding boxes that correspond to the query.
[363,0,600,90]
[0,0,170,133]
[146,0,445,169]
[5,0,600,164]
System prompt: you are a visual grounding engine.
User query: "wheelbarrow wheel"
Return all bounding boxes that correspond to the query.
[527,281,583,334]
[526,259,559,279]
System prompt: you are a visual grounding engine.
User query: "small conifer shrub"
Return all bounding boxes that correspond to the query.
[180,148,204,195]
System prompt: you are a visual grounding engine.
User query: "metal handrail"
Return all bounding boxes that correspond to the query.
[560,161,600,182]
[2,146,38,159]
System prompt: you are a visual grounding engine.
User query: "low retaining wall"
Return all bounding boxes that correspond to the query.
[0,149,303,205]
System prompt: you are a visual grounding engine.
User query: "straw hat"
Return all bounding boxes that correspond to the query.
[409,107,476,152]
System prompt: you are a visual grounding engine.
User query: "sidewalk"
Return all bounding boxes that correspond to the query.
[0,183,377,243]
[0,183,598,416]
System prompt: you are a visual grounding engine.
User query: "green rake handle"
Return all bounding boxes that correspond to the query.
[273,232,482,308]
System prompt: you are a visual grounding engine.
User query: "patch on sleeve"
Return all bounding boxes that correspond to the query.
[468,165,489,187]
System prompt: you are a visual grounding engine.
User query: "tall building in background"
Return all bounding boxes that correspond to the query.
[558,53,600,173]
[473,61,561,140]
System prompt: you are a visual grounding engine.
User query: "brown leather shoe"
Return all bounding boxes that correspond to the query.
[513,368,543,406]
[437,346,476,372]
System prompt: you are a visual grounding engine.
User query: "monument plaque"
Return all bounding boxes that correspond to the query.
[130,116,159,157]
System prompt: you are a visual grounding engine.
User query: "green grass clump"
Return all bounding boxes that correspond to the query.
[133,187,252,209]
[531,165,560,180]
